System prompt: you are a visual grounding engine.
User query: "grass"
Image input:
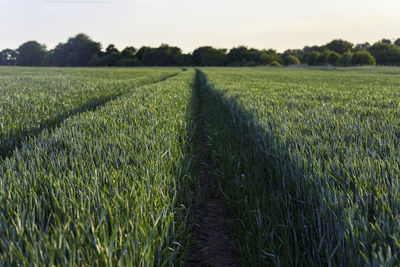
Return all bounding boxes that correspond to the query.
[199,66,400,266]
[0,69,195,266]
[0,67,180,158]
[2,65,400,265]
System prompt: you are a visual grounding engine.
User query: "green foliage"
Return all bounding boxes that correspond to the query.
[326,39,354,54]
[339,51,354,66]
[316,50,332,65]
[368,42,400,65]
[355,42,371,50]
[259,49,281,65]
[0,49,17,65]
[269,60,281,66]
[351,51,376,65]
[381,39,392,45]
[135,44,186,66]
[52,33,101,66]
[282,54,300,65]
[308,51,321,65]
[8,34,400,67]
[200,67,400,266]
[192,46,227,66]
[0,67,179,157]
[16,41,46,66]
[0,69,195,266]
[3,65,400,265]
[226,46,275,66]
[327,51,341,65]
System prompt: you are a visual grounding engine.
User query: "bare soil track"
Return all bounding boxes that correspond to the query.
[188,70,237,267]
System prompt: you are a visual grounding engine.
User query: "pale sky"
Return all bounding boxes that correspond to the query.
[1,0,400,53]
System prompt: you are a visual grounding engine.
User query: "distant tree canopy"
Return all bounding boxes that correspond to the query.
[339,52,354,66]
[192,46,226,66]
[50,34,101,66]
[0,49,17,65]
[307,51,321,65]
[325,39,353,54]
[351,51,376,65]
[381,39,392,45]
[3,34,400,67]
[135,44,185,66]
[327,51,341,65]
[355,42,371,50]
[368,42,400,65]
[283,54,300,65]
[16,41,46,66]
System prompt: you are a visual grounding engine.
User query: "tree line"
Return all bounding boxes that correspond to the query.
[1,33,400,67]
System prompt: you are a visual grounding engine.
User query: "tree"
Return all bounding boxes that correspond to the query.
[282,54,300,65]
[325,39,353,54]
[0,49,18,65]
[136,44,184,66]
[307,51,321,65]
[394,38,400,47]
[154,44,185,66]
[355,42,371,49]
[226,46,261,66]
[339,51,354,66]
[90,44,121,66]
[192,46,227,66]
[53,33,101,66]
[368,42,400,65]
[381,39,392,45]
[283,49,304,60]
[135,46,153,65]
[16,41,46,66]
[258,49,280,65]
[118,47,140,66]
[105,44,119,55]
[316,50,332,65]
[121,47,137,58]
[41,50,55,66]
[269,60,281,66]
[327,51,341,65]
[351,51,376,65]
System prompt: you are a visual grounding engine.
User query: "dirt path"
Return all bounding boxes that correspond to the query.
[188,70,237,267]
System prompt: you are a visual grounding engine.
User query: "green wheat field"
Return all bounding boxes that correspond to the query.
[1,66,400,266]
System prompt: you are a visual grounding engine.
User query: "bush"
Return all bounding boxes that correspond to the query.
[351,51,376,65]
[283,54,300,65]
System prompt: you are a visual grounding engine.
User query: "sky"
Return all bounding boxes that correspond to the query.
[1,0,400,53]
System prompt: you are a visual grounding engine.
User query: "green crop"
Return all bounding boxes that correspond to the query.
[199,66,400,266]
[0,69,195,266]
[3,65,400,266]
[0,67,179,158]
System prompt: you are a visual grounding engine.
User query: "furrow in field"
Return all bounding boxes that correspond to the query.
[187,70,237,266]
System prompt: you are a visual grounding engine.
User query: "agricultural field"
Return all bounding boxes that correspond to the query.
[200,66,400,266]
[0,68,195,265]
[1,66,400,266]
[0,67,179,157]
